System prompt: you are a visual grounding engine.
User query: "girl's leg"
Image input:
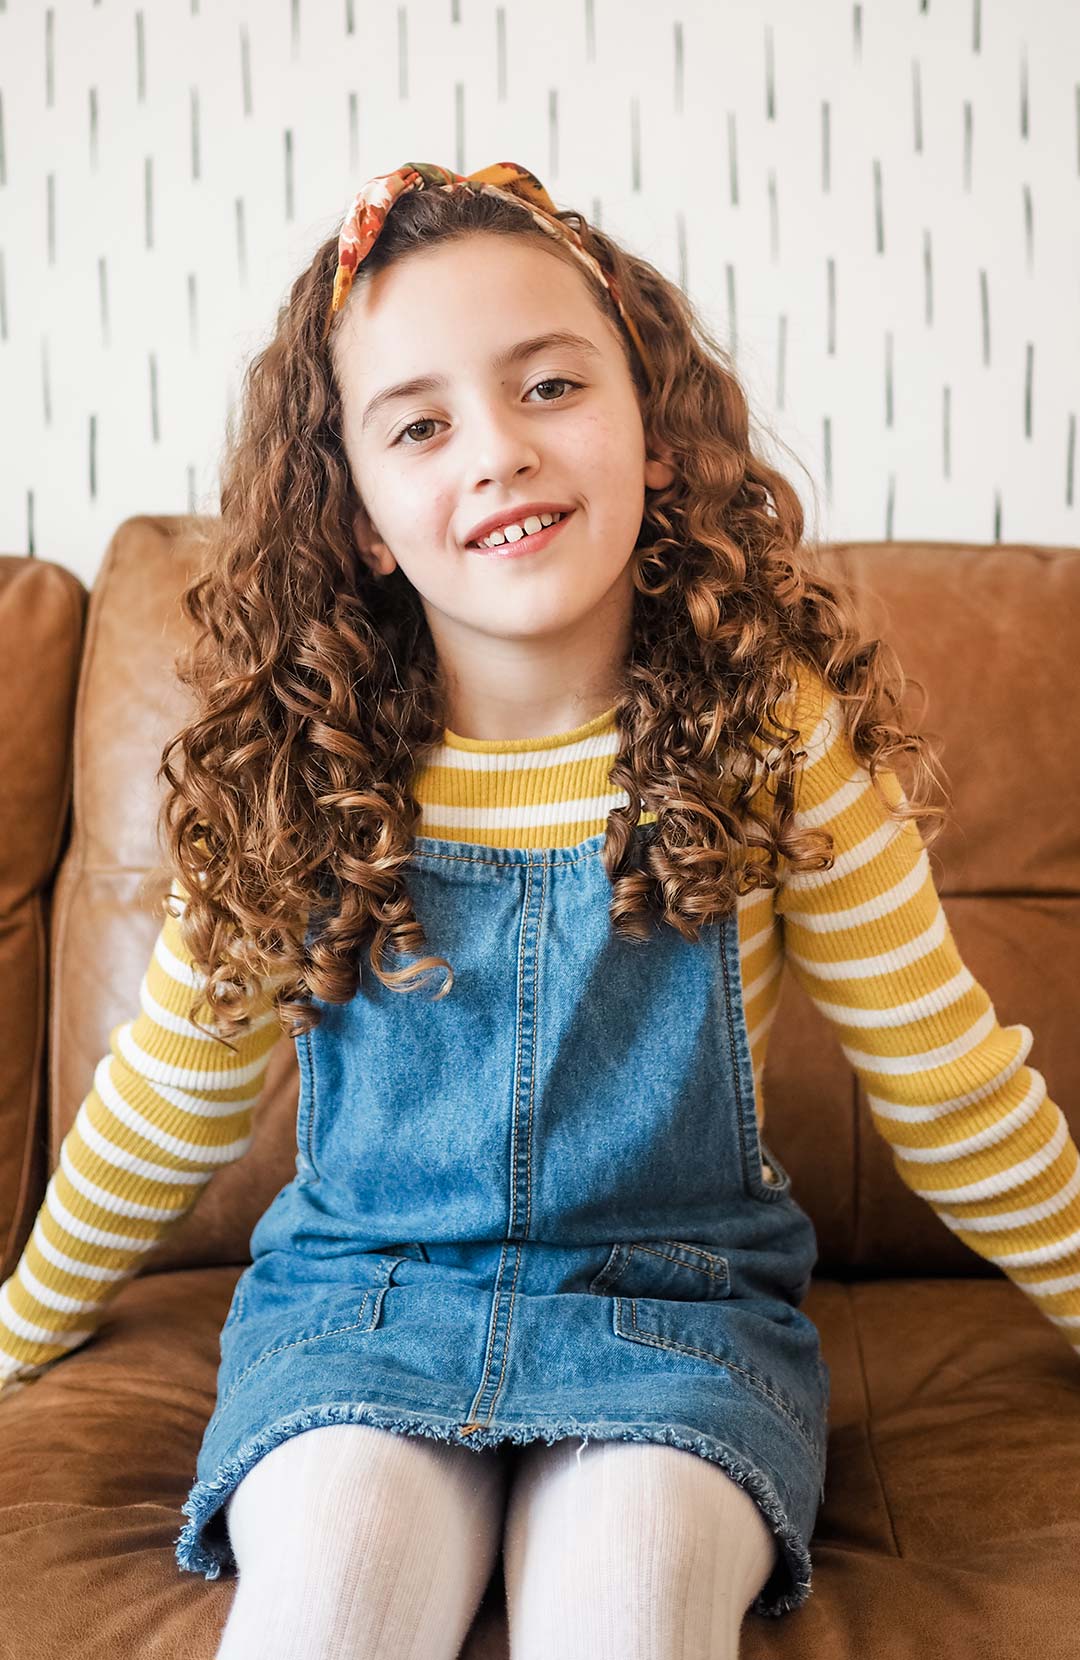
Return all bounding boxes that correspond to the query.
[502,1436,779,1660]
[214,1421,507,1660]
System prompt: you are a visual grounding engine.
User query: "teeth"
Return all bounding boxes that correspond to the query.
[477,511,562,549]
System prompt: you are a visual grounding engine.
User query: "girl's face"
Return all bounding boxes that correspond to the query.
[333,233,674,668]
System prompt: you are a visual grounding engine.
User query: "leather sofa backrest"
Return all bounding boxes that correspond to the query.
[12,519,1080,1280]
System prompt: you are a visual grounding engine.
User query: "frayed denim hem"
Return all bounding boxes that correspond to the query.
[175,1401,816,1619]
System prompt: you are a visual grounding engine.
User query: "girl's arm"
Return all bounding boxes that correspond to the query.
[0,879,284,1395]
[775,664,1080,1359]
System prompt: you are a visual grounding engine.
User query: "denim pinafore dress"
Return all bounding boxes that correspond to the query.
[175,822,829,1619]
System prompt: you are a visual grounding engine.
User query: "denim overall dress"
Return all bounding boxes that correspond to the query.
[175,822,829,1619]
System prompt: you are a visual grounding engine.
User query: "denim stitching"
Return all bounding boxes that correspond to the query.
[718,913,790,1199]
[459,1241,515,1428]
[410,844,603,869]
[479,1240,526,1428]
[217,1289,376,1416]
[625,1241,731,1290]
[302,1029,317,1173]
[618,1298,822,1457]
[522,855,546,1240]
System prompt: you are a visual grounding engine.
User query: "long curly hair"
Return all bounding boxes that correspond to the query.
[155,182,949,1045]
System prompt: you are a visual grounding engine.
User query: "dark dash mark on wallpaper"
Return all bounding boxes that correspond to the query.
[674,22,684,116]
[187,272,198,353]
[291,0,300,57]
[586,0,595,65]
[728,112,737,206]
[46,8,54,107]
[822,101,831,192]
[979,270,989,365]
[1022,183,1033,272]
[631,97,641,192]
[973,0,981,53]
[548,88,558,179]
[1020,45,1028,139]
[150,352,160,444]
[348,91,359,167]
[962,101,972,191]
[913,60,923,154]
[993,489,1001,542]
[191,88,201,180]
[187,464,196,514]
[98,255,109,348]
[853,5,862,60]
[822,414,832,506]
[873,158,883,253]
[346,0,355,34]
[923,229,933,326]
[89,87,99,169]
[236,197,247,285]
[136,12,146,103]
[765,26,775,121]
[885,474,896,541]
[26,490,36,557]
[241,26,253,115]
[768,169,779,259]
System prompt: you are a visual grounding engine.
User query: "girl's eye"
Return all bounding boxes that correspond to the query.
[391,377,582,448]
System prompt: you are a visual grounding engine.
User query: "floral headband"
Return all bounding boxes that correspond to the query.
[324,160,655,384]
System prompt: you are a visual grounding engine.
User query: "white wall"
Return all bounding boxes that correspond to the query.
[1,0,1077,586]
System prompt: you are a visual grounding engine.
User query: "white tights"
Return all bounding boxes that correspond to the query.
[213,1421,779,1660]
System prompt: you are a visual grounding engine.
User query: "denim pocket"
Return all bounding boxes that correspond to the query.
[217,1257,406,1415]
[588,1239,732,1300]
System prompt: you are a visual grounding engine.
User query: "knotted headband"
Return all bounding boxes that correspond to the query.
[324,160,655,384]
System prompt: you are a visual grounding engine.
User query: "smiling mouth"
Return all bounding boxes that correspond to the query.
[467,510,575,558]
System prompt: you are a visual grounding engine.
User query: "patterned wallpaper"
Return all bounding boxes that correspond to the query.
[1,0,1077,585]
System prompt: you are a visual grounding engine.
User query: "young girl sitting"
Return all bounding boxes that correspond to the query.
[1,161,1076,1660]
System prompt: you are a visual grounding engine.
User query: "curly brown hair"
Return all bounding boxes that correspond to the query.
[154,182,949,1045]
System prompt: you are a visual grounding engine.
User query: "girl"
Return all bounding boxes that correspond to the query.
[1,161,1077,1660]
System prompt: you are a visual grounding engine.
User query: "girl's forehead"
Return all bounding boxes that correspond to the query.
[338,237,607,355]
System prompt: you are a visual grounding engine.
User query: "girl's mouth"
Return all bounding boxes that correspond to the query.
[467,510,574,559]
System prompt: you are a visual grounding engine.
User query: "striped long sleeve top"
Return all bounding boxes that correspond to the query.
[1,660,1077,1393]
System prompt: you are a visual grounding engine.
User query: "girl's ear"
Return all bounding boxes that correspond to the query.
[644,439,677,492]
[352,505,398,579]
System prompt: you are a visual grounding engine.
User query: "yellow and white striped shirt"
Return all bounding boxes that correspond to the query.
[1,661,1077,1390]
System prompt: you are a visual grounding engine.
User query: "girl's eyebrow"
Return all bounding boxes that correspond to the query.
[359,329,602,432]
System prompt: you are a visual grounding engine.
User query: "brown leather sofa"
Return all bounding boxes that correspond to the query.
[1,516,1078,1658]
